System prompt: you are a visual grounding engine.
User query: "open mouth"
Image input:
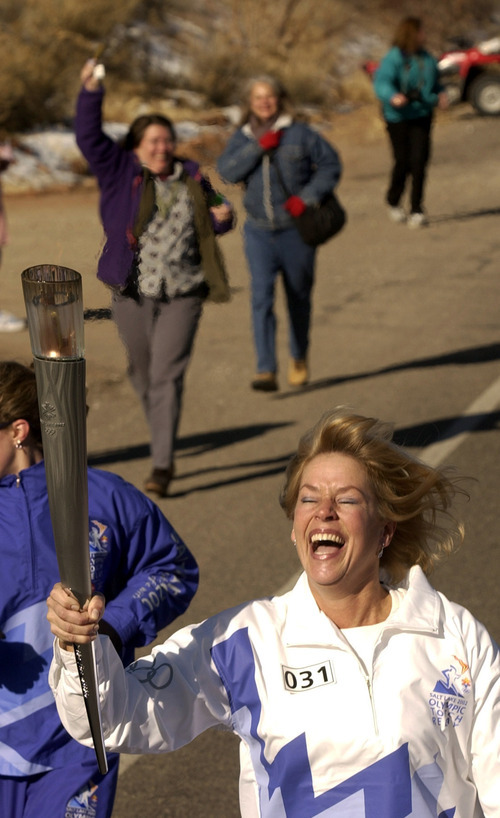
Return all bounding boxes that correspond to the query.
[310,532,345,554]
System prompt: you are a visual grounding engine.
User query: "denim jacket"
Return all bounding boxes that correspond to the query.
[217,115,342,230]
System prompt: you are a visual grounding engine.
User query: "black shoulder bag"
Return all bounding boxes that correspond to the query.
[270,154,346,246]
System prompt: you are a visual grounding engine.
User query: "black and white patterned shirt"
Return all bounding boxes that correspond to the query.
[137,162,205,298]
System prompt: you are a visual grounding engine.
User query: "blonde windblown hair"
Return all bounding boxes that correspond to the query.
[280,409,467,582]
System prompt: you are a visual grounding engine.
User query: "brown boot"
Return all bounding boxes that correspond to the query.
[144,467,174,498]
[251,372,278,392]
[287,359,309,387]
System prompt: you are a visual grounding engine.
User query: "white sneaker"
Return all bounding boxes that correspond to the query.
[0,310,26,332]
[407,212,427,229]
[388,206,406,223]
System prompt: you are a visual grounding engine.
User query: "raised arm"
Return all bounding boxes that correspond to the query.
[217,129,268,185]
[75,60,130,181]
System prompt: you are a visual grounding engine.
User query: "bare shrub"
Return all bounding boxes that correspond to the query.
[188,0,498,107]
[0,0,497,134]
[0,0,166,131]
[339,70,377,105]
[352,0,497,53]
[190,0,350,106]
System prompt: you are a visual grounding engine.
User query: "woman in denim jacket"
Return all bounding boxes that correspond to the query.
[217,77,342,391]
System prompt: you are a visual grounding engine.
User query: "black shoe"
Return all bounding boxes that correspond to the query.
[251,372,278,392]
[144,468,173,498]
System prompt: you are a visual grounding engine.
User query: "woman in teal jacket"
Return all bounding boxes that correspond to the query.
[374,17,447,228]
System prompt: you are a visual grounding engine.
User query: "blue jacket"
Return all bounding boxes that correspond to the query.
[374,47,442,123]
[75,87,232,293]
[0,461,198,777]
[216,117,341,230]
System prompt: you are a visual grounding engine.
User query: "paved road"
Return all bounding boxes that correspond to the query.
[2,104,499,816]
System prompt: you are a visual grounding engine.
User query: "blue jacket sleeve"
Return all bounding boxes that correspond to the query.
[87,470,198,658]
[296,126,342,205]
[216,129,266,184]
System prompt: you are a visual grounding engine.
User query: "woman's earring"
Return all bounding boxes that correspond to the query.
[15,440,23,450]
[292,539,297,548]
[377,530,389,559]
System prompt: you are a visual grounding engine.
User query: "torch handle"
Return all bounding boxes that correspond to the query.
[34,357,108,774]
[33,358,91,598]
[75,642,108,774]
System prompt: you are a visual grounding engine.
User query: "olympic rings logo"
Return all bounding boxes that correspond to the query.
[129,655,174,690]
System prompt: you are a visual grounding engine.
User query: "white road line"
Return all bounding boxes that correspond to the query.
[420,373,500,467]
[117,374,500,776]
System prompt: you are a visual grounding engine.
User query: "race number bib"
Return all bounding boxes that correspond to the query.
[282,660,335,692]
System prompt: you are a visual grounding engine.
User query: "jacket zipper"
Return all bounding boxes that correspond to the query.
[15,472,37,585]
[337,631,379,736]
[364,673,379,735]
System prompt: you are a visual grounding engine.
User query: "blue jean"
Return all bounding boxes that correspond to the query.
[243,221,316,373]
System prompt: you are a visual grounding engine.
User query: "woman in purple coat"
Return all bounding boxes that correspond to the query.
[76,60,234,497]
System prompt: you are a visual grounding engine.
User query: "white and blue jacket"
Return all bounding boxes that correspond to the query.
[50,567,499,816]
[0,460,198,777]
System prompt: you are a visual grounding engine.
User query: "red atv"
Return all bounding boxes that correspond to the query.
[438,36,500,115]
[364,36,500,116]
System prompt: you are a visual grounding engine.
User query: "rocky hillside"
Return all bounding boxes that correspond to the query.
[1,0,498,192]
[1,0,499,133]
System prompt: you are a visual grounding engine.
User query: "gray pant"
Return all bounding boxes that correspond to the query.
[112,292,204,470]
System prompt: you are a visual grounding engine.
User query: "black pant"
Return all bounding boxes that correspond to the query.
[386,116,433,213]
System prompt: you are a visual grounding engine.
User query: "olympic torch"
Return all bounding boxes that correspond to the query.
[21,264,108,775]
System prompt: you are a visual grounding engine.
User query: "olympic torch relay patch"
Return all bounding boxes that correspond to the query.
[428,656,471,728]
